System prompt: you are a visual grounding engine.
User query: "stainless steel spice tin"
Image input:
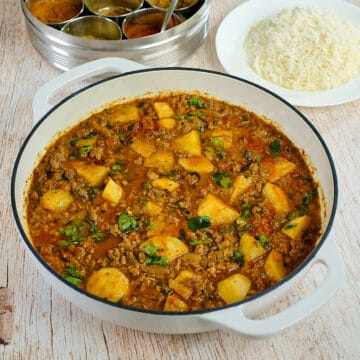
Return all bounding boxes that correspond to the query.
[21,0,210,70]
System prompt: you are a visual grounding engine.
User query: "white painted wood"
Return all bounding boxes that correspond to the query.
[1,0,359,358]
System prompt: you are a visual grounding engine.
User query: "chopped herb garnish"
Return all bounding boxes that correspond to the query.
[77,145,93,156]
[147,220,155,230]
[284,223,298,229]
[87,219,103,242]
[117,212,138,233]
[141,244,158,257]
[288,188,317,220]
[63,267,83,286]
[187,97,205,109]
[230,251,244,266]
[205,146,226,159]
[141,244,169,266]
[241,203,251,221]
[269,140,281,156]
[189,238,212,246]
[70,137,80,146]
[145,256,169,266]
[210,138,225,148]
[84,132,96,140]
[198,124,206,132]
[212,172,232,188]
[255,234,269,248]
[187,216,211,231]
[59,223,85,246]
[111,163,122,173]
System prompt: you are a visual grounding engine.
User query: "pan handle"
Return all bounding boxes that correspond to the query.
[32,58,147,123]
[201,237,344,338]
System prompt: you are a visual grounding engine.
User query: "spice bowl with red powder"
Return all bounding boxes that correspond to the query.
[122,8,183,39]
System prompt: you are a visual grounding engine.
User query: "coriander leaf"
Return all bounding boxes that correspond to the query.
[117,212,138,233]
[111,163,122,174]
[141,244,158,257]
[212,172,232,188]
[241,203,251,221]
[198,124,206,132]
[141,244,169,266]
[145,256,169,266]
[284,223,298,230]
[255,234,269,248]
[269,140,281,156]
[70,137,80,146]
[288,188,317,220]
[87,219,103,242]
[78,146,93,156]
[189,238,212,246]
[63,267,83,286]
[84,132,96,140]
[230,251,244,266]
[187,97,204,109]
[187,216,211,231]
[59,223,85,246]
[210,138,225,148]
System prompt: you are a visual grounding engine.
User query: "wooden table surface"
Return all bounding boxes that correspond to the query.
[1,0,360,359]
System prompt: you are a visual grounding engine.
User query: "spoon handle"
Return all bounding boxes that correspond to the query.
[160,0,180,32]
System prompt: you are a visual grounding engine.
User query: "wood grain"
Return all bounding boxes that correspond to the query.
[1,0,360,359]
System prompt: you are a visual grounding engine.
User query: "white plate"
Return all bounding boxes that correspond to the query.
[215,0,360,107]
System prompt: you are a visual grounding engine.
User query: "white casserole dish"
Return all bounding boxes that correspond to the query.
[11,58,343,337]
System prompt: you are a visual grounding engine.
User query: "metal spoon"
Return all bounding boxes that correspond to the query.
[160,0,179,32]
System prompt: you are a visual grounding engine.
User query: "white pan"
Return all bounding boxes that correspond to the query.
[11,58,343,338]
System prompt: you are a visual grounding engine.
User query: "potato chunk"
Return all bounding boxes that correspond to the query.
[143,151,174,173]
[173,130,202,156]
[262,183,291,213]
[86,267,129,302]
[230,175,253,203]
[108,104,139,123]
[197,194,239,227]
[151,177,179,192]
[178,157,215,173]
[210,129,233,149]
[264,250,287,282]
[154,102,174,119]
[158,117,176,129]
[163,294,189,311]
[102,178,123,204]
[74,136,97,148]
[261,157,296,183]
[152,177,180,192]
[169,270,195,299]
[239,233,266,261]
[282,215,310,240]
[40,189,74,212]
[130,140,155,158]
[146,215,166,237]
[140,235,188,262]
[217,273,251,304]
[75,163,108,186]
[144,201,162,216]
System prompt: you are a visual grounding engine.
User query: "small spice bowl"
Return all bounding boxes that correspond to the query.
[61,16,122,40]
[25,0,84,26]
[145,0,201,17]
[122,8,182,39]
[84,0,144,20]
